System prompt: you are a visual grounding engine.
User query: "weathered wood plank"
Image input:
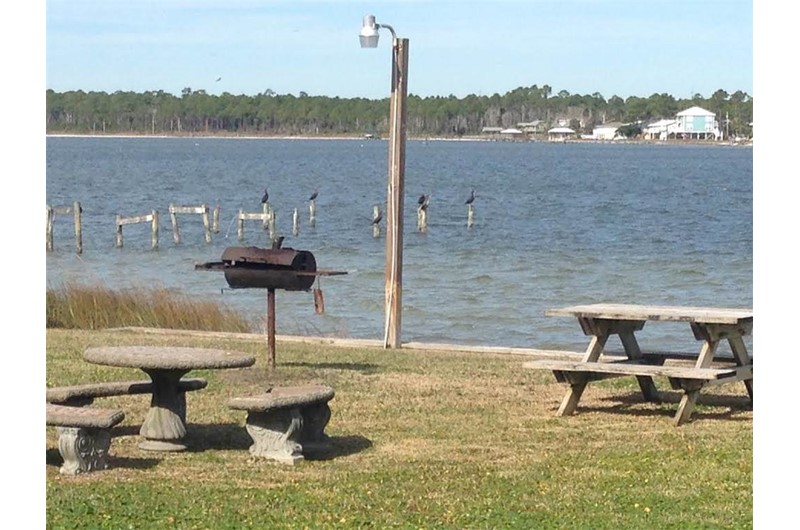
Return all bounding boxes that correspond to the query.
[523,359,743,381]
[118,214,155,225]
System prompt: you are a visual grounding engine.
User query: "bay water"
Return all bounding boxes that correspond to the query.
[46,136,753,352]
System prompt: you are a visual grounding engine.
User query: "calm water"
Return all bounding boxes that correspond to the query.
[46,137,753,352]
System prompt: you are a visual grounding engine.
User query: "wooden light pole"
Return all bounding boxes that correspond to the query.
[361,15,409,349]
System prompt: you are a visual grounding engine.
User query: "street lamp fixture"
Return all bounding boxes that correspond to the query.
[359,14,409,349]
[359,15,396,48]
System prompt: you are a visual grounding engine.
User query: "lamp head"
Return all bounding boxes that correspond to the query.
[359,14,380,48]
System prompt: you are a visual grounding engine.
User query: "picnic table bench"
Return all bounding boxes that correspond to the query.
[524,303,753,426]
[46,378,208,410]
[46,403,125,475]
[228,384,335,465]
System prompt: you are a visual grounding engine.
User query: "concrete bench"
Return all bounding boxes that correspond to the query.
[228,385,335,465]
[46,403,125,475]
[46,378,207,422]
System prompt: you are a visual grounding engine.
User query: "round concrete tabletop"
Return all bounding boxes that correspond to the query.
[84,346,255,371]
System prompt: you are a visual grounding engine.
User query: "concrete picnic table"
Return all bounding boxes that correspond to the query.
[84,346,255,451]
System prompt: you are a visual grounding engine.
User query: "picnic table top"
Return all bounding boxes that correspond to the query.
[84,346,255,371]
[545,304,753,325]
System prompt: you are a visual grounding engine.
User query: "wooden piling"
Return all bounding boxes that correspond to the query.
[372,205,382,238]
[309,200,317,227]
[237,209,245,240]
[417,205,428,233]
[262,203,270,230]
[116,214,123,247]
[46,202,83,253]
[73,201,83,254]
[46,206,54,251]
[267,209,276,240]
[467,204,474,228]
[292,208,300,236]
[201,205,211,243]
[151,210,159,249]
[169,203,180,243]
[212,205,221,233]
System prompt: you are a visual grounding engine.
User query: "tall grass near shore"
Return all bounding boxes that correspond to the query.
[46,282,253,332]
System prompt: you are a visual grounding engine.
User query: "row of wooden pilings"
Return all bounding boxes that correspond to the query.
[46,199,476,252]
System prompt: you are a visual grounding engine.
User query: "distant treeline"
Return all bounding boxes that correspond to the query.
[46,86,753,138]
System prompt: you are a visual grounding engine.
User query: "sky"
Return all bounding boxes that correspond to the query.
[44,0,754,101]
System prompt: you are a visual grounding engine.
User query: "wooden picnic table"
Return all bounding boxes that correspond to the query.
[524,303,753,426]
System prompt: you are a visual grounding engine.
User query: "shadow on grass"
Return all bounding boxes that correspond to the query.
[281,361,381,374]
[46,447,160,472]
[577,390,753,423]
[107,424,373,460]
[304,435,373,461]
[185,422,253,452]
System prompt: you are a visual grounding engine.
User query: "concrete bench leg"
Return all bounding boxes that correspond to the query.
[299,402,332,452]
[56,426,112,475]
[245,408,304,465]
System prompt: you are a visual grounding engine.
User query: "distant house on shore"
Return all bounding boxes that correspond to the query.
[643,119,677,140]
[547,127,576,142]
[674,106,721,140]
[517,121,546,134]
[642,106,722,141]
[591,122,626,140]
[500,127,524,139]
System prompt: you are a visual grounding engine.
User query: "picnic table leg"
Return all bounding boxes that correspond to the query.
[618,330,660,402]
[727,335,753,399]
[674,388,701,426]
[673,339,719,425]
[557,333,608,416]
[139,369,190,451]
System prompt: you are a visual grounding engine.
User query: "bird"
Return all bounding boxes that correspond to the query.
[465,188,476,205]
[215,77,222,82]
[372,210,383,225]
[309,189,319,201]
[418,193,430,211]
[271,236,285,249]
[261,188,269,204]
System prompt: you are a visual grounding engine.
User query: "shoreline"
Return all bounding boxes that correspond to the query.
[45,132,753,147]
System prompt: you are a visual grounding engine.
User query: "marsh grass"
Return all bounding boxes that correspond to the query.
[45,328,753,529]
[46,282,252,332]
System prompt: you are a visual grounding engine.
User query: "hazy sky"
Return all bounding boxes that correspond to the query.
[45,0,753,100]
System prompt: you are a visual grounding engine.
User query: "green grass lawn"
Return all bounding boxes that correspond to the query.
[45,328,752,529]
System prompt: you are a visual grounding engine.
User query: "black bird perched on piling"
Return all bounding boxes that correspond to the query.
[309,189,319,201]
[418,193,430,211]
[372,210,383,225]
[465,189,476,205]
[272,236,285,249]
[261,188,270,204]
